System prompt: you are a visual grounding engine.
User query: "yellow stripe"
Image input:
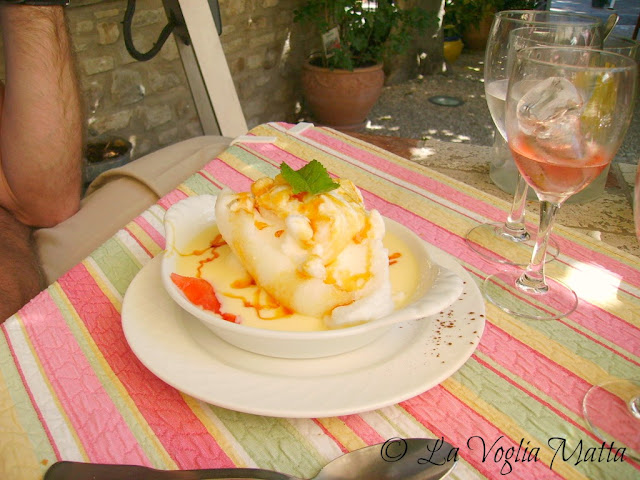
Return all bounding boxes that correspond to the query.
[0,350,49,478]
[175,184,199,197]
[315,418,367,451]
[181,395,249,467]
[125,222,163,257]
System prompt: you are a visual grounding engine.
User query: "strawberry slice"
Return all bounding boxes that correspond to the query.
[170,273,236,322]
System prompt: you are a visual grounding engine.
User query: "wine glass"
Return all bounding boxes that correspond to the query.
[604,35,640,60]
[465,10,604,266]
[483,46,637,320]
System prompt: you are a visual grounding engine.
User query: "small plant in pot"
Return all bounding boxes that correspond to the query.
[294,0,436,130]
[444,0,541,51]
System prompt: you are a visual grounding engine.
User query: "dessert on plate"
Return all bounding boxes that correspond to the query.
[168,161,420,331]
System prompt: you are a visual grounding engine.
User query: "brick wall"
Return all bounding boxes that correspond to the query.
[0,1,438,161]
[64,0,309,160]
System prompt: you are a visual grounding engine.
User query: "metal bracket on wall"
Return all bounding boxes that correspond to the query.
[161,0,247,138]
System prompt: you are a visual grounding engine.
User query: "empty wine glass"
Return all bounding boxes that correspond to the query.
[465,10,604,266]
[483,46,637,320]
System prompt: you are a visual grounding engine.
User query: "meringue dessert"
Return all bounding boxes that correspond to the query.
[170,161,419,331]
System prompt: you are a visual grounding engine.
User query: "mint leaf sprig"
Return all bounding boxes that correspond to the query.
[280,160,339,195]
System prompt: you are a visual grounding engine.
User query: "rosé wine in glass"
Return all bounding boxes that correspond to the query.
[509,135,609,203]
[465,11,603,266]
[483,46,637,321]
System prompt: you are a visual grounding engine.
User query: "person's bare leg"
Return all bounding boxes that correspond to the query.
[0,206,44,321]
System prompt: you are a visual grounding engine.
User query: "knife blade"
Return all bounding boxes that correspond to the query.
[44,461,295,480]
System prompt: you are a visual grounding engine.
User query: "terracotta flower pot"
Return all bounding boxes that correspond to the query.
[301,61,385,131]
[463,14,494,51]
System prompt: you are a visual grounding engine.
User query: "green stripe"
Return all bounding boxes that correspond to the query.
[0,331,57,473]
[224,145,281,178]
[90,237,143,296]
[210,407,325,477]
[182,173,221,196]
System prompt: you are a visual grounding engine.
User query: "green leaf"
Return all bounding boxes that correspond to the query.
[280,160,340,195]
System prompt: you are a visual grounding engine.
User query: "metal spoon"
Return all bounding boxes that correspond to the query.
[44,437,457,480]
[602,13,619,42]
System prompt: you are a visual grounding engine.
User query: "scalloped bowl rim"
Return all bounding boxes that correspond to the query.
[161,194,464,341]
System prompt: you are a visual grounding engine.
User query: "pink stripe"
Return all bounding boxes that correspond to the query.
[157,189,188,210]
[19,290,150,464]
[338,415,385,445]
[301,127,640,289]
[312,419,347,454]
[56,265,235,468]
[202,158,253,192]
[132,216,165,250]
[402,386,563,479]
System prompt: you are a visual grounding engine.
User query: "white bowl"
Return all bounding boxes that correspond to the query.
[162,194,463,359]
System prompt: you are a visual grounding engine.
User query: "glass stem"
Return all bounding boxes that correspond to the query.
[502,174,530,242]
[630,395,640,419]
[517,200,561,294]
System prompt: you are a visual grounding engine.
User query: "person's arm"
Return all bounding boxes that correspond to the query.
[0,205,43,321]
[0,5,83,228]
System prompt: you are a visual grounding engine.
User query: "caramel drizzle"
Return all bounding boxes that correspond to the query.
[178,234,227,278]
[225,283,293,320]
[389,252,402,266]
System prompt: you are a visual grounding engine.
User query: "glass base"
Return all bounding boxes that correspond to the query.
[583,379,640,461]
[465,222,560,266]
[482,269,578,320]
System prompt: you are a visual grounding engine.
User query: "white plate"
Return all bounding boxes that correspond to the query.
[122,249,485,418]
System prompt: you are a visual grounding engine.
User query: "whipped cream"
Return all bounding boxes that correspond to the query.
[215,174,394,327]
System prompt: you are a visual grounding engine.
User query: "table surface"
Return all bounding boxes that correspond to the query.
[1,122,638,480]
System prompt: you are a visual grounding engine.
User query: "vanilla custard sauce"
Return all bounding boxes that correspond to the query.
[171,225,419,332]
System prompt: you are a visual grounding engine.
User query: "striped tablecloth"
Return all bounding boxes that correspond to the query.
[1,122,638,480]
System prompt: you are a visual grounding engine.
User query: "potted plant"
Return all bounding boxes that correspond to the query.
[294,0,436,130]
[444,0,540,51]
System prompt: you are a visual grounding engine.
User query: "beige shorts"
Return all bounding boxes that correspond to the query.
[34,135,232,285]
